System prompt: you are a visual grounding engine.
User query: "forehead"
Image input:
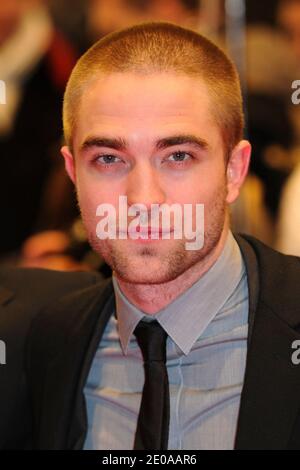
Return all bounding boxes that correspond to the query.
[74,72,220,149]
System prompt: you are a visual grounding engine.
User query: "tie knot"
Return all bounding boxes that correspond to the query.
[133,319,167,363]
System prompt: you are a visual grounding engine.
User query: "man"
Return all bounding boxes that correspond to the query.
[24,22,300,450]
[0,266,100,449]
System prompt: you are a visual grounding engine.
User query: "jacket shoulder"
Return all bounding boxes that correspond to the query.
[28,275,113,336]
[0,267,101,307]
[236,234,300,326]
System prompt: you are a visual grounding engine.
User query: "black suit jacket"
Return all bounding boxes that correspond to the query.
[0,267,100,449]
[21,235,300,449]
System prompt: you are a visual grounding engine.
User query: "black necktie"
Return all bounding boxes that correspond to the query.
[133,319,170,450]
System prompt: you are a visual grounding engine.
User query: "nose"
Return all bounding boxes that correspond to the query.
[125,161,166,211]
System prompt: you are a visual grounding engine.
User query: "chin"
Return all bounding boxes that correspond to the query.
[114,260,174,284]
[116,271,175,285]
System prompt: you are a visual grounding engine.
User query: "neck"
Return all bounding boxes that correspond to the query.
[115,224,230,315]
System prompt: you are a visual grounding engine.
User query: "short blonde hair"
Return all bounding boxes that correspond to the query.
[63,22,244,156]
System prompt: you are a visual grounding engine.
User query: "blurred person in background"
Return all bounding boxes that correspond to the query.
[87,0,150,42]
[278,0,300,61]
[86,0,201,44]
[276,162,300,255]
[0,0,78,262]
[277,0,300,149]
[142,0,200,29]
[270,0,300,255]
[244,1,298,236]
[48,0,225,52]
[48,0,88,53]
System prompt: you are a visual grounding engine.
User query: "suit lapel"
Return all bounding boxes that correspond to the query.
[68,291,116,450]
[235,300,300,449]
[234,235,300,449]
[31,278,115,449]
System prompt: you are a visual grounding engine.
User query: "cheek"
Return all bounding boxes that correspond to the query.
[75,179,103,228]
[77,192,98,233]
[170,169,226,206]
[75,175,122,233]
[76,181,98,211]
[76,169,111,206]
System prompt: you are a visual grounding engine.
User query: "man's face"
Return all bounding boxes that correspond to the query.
[62,72,250,284]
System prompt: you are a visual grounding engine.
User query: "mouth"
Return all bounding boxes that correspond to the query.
[118,227,174,239]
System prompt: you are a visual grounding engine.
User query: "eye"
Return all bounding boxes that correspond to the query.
[95,154,123,166]
[166,151,194,164]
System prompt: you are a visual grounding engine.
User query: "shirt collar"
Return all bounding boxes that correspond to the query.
[112,231,245,356]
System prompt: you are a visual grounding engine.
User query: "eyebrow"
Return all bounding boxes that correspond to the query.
[80,134,209,153]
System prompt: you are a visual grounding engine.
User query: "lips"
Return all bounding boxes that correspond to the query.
[136,227,173,235]
[118,227,174,236]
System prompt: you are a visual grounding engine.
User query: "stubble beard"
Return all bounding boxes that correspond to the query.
[81,185,227,285]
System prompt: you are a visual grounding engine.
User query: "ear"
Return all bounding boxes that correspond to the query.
[61,145,76,184]
[226,140,251,204]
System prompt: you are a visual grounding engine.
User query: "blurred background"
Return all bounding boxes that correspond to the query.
[1,0,300,277]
